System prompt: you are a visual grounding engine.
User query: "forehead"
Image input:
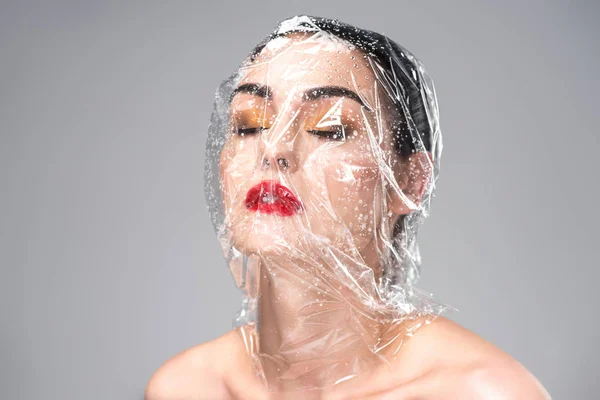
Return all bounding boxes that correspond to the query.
[238,33,378,99]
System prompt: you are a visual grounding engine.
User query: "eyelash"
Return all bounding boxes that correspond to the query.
[235,127,347,141]
[306,129,346,141]
[235,127,266,136]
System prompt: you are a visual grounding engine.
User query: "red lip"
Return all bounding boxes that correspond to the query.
[245,180,302,216]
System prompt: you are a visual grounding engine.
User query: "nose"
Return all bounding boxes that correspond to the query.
[258,138,298,174]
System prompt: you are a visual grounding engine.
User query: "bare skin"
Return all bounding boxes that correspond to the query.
[145,316,551,399]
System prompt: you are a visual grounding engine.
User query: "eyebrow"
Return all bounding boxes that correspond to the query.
[303,86,367,108]
[230,83,368,109]
[229,83,273,103]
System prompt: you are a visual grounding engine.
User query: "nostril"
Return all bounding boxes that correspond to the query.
[261,157,290,170]
[277,158,289,170]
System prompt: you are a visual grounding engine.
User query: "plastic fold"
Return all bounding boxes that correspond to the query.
[204,15,448,392]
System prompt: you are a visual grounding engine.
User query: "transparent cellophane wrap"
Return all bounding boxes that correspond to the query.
[205,15,450,393]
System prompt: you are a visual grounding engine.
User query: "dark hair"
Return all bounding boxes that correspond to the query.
[247,15,433,158]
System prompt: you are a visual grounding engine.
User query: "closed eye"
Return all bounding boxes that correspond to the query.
[307,127,346,141]
[235,127,267,136]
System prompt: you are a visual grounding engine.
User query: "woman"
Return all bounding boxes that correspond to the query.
[146,15,551,399]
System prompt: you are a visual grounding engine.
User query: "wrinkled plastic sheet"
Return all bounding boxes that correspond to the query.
[204,15,448,392]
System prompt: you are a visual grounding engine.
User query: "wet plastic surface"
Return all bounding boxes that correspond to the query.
[204,15,448,392]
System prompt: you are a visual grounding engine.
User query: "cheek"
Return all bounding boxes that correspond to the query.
[219,143,256,208]
[308,147,382,234]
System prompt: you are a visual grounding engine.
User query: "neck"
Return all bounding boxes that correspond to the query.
[254,251,393,393]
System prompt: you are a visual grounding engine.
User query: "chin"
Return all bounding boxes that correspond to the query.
[228,213,304,259]
[225,210,377,263]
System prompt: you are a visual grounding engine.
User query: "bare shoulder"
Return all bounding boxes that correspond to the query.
[334,316,551,399]
[144,318,551,399]
[393,316,552,399]
[144,330,245,400]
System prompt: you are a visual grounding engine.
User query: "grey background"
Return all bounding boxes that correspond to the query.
[1,1,598,399]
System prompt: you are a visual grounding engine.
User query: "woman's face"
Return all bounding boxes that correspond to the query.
[219,33,403,265]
